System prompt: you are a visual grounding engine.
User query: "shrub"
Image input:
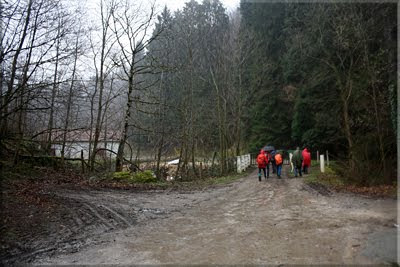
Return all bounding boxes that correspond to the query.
[112,171,131,180]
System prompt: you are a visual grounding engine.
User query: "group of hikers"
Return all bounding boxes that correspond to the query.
[256,146,311,181]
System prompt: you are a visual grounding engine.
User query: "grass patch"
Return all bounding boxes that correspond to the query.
[97,168,250,192]
[112,170,158,184]
[305,164,344,187]
[304,163,397,198]
[157,168,253,191]
[201,171,249,186]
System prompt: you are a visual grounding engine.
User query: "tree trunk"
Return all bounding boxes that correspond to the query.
[61,33,79,166]
[362,40,387,177]
[235,70,243,156]
[47,23,61,153]
[210,67,225,175]
[88,75,98,164]
[90,0,113,171]
[115,55,135,172]
[341,81,354,169]
[13,1,40,165]
[189,50,198,178]
[155,72,165,179]
[0,2,4,137]
[175,144,184,178]
[90,78,104,170]
[156,134,164,178]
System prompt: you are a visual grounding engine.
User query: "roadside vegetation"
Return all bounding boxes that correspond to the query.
[304,161,397,198]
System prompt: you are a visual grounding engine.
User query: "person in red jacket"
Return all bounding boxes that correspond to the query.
[256,149,268,181]
[302,147,311,174]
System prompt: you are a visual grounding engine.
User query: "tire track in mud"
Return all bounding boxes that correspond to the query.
[301,182,333,196]
[1,190,141,264]
[82,203,115,229]
[5,166,397,265]
[99,204,133,227]
[36,171,294,265]
[3,184,232,264]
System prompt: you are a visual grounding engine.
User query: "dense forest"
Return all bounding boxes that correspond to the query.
[239,2,397,184]
[0,0,397,184]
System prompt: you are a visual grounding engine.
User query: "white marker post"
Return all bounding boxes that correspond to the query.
[320,154,325,173]
[237,156,242,173]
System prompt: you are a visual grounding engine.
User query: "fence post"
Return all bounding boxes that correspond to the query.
[326,150,329,166]
[81,150,85,174]
[320,154,325,173]
[237,156,241,173]
[199,162,203,179]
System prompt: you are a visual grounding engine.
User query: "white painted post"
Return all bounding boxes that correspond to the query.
[237,156,241,173]
[326,150,329,166]
[320,154,325,173]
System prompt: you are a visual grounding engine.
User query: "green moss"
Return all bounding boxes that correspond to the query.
[112,170,158,183]
[130,170,157,183]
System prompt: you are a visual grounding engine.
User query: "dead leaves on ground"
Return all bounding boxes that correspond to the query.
[332,184,397,198]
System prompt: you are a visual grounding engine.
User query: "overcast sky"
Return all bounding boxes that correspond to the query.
[155,0,240,13]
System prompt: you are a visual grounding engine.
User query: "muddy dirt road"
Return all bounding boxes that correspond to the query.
[4,167,398,265]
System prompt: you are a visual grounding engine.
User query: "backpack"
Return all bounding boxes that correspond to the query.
[257,154,266,165]
[275,154,283,165]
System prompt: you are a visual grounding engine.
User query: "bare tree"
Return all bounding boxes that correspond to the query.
[46,7,72,153]
[89,0,118,171]
[110,0,160,172]
[1,0,34,136]
[60,24,82,165]
[0,0,73,159]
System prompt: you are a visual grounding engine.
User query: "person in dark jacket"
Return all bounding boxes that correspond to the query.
[256,149,268,181]
[270,149,277,174]
[291,147,303,177]
[265,150,272,178]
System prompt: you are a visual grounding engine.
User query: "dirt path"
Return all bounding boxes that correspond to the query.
[10,166,398,265]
